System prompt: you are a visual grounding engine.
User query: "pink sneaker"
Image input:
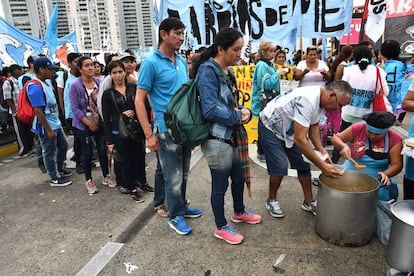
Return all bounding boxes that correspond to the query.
[231,208,262,224]
[214,225,244,245]
[86,179,99,194]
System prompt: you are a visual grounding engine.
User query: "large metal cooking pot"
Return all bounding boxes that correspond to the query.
[315,170,379,246]
[386,200,414,272]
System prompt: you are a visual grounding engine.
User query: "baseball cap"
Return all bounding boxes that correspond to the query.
[34,57,59,71]
[119,53,136,62]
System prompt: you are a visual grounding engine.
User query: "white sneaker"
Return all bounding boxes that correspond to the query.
[301,200,317,216]
[102,175,116,188]
[265,200,284,218]
[86,179,99,194]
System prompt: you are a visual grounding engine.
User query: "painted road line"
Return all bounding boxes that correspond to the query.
[76,147,204,275]
[76,242,123,276]
[0,143,18,158]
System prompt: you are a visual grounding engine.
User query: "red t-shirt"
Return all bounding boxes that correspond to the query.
[350,122,402,160]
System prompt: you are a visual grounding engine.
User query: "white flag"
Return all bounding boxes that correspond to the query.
[364,1,387,42]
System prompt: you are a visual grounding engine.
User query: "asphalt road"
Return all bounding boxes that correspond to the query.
[0,112,411,275]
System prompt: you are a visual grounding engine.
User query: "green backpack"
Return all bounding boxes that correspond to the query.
[164,78,210,148]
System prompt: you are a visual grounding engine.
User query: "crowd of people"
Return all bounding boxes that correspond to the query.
[1,18,414,261]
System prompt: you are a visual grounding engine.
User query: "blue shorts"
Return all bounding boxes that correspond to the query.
[258,120,311,177]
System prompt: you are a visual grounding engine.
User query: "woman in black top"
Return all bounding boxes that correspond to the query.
[102,60,146,202]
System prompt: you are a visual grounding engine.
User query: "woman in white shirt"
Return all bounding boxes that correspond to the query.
[294,45,331,87]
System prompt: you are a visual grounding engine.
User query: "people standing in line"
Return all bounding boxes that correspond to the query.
[380,40,407,124]
[135,17,202,235]
[259,81,352,218]
[294,45,332,87]
[27,57,73,187]
[193,27,262,245]
[331,45,389,163]
[18,56,36,88]
[402,84,414,200]
[93,61,104,81]
[56,52,83,174]
[17,56,46,172]
[98,53,154,194]
[102,60,150,202]
[69,56,114,194]
[251,41,282,162]
[3,64,34,156]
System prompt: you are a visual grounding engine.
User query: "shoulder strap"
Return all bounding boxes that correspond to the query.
[375,67,384,95]
[109,89,121,113]
[261,72,271,94]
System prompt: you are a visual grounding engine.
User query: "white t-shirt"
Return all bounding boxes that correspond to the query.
[260,86,325,148]
[296,60,329,87]
[341,64,388,122]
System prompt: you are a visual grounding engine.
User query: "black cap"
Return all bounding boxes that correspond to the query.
[363,111,395,129]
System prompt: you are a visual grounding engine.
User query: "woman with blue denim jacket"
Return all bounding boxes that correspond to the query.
[194,28,262,245]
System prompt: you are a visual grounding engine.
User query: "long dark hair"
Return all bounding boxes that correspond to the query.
[353,45,372,71]
[331,45,353,74]
[192,27,242,76]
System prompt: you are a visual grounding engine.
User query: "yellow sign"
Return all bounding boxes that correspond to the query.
[230,64,296,144]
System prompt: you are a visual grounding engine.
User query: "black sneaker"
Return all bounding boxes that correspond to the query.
[50,177,72,187]
[138,182,154,193]
[76,165,84,174]
[119,187,131,194]
[131,189,144,203]
[59,168,73,178]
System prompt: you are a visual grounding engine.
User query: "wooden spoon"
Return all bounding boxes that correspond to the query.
[349,157,367,170]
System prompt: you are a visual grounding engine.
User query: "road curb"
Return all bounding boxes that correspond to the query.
[0,143,18,158]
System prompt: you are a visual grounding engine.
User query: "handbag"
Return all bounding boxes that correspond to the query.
[110,90,143,140]
[373,67,389,112]
[259,72,279,111]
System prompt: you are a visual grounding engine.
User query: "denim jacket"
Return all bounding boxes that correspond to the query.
[197,58,242,140]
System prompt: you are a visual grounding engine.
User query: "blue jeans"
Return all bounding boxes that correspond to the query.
[112,134,146,190]
[201,139,244,228]
[74,128,108,181]
[157,132,190,219]
[153,152,165,207]
[38,127,68,180]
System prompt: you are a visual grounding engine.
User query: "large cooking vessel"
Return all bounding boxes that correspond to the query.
[315,170,379,246]
[386,200,414,272]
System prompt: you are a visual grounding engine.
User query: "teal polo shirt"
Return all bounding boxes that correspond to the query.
[137,49,188,133]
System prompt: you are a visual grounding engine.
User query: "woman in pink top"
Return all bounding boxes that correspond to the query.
[332,111,402,202]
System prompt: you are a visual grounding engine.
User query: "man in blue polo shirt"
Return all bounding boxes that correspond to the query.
[135,17,202,235]
[28,57,72,187]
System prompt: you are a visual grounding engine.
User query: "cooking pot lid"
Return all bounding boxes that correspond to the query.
[391,200,414,227]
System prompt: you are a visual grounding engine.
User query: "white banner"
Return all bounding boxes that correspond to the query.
[365,0,387,42]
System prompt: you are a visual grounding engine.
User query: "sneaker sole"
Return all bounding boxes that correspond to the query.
[230,217,262,224]
[184,213,202,218]
[267,211,285,218]
[214,233,244,245]
[50,181,72,187]
[301,206,316,216]
[168,221,192,235]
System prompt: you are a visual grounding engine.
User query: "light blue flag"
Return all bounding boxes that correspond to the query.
[0,17,47,66]
[57,31,78,52]
[45,4,58,56]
